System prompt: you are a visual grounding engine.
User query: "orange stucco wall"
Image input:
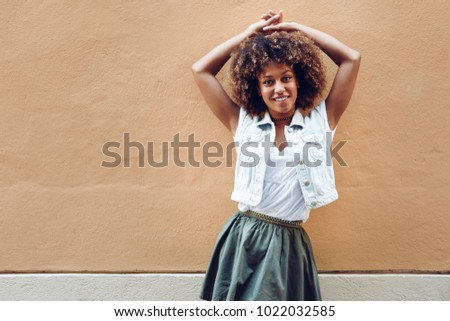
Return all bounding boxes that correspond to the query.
[1,1,449,273]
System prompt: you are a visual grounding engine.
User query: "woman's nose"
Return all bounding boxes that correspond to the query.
[274,82,285,93]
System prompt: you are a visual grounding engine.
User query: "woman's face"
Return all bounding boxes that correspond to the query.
[257,63,299,117]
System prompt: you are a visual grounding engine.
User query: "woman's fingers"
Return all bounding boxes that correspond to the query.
[258,15,281,34]
[261,9,283,21]
[265,14,280,25]
[259,9,284,31]
[263,22,283,31]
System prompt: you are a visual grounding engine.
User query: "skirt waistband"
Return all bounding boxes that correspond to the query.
[240,210,303,229]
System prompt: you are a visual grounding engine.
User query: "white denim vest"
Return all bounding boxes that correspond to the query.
[231,101,338,209]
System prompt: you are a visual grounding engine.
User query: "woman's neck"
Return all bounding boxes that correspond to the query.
[269,110,295,126]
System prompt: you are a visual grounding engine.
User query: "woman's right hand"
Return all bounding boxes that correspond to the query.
[245,9,284,35]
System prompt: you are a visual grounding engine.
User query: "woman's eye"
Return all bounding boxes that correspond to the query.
[263,80,273,85]
[283,76,292,81]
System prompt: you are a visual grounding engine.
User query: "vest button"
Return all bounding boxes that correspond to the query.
[304,180,310,186]
[311,201,317,207]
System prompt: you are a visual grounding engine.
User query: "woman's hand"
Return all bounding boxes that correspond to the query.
[262,21,301,33]
[245,9,284,35]
[260,9,284,23]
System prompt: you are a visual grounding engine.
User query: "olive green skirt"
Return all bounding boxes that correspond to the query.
[200,211,322,301]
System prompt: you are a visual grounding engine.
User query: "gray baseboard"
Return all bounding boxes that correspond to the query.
[0,274,449,301]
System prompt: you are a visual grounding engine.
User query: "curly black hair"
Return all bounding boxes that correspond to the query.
[230,31,326,116]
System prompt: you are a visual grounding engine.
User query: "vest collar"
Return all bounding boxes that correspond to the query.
[256,108,306,128]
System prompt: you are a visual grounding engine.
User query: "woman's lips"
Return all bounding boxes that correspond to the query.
[273,96,289,102]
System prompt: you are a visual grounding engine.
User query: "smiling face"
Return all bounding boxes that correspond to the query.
[257,63,299,118]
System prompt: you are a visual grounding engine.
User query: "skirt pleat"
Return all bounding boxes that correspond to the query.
[200,211,322,301]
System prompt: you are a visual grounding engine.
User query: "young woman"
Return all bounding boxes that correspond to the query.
[192,10,361,301]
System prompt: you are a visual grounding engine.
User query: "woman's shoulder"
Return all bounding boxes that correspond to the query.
[234,107,261,138]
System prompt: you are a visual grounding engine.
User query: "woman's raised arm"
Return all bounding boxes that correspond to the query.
[192,13,283,135]
[263,21,361,131]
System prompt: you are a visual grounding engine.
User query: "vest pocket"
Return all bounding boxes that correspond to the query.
[301,133,326,166]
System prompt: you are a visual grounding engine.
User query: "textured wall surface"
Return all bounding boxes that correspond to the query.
[0,1,449,272]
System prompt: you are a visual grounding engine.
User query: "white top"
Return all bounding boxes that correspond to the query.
[237,102,336,222]
[238,144,310,221]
